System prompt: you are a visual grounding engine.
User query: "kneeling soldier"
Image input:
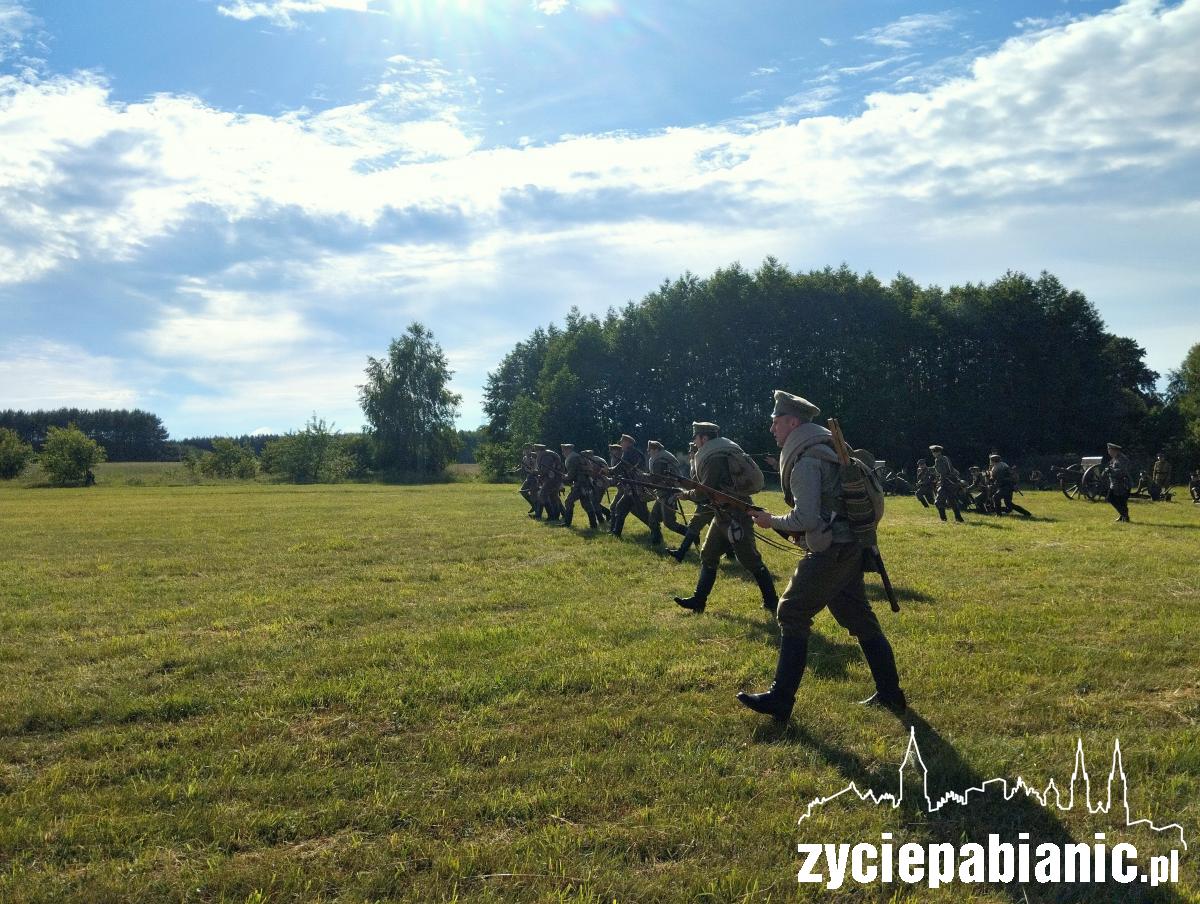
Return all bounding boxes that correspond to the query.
[742,391,906,720]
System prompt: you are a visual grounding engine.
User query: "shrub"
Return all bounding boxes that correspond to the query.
[0,427,34,479]
[260,417,351,484]
[40,424,106,485]
[199,438,258,479]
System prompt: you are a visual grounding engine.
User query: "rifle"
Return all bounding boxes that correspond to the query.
[647,473,803,544]
[826,419,899,613]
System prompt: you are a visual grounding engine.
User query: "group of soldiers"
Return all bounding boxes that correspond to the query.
[913,447,1033,522]
[514,390,909,721]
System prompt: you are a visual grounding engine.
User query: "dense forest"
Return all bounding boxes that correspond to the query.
[0,409,170,461]
[480,261,1194,475]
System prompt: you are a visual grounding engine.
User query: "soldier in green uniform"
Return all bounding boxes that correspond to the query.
[560,443,597,529]
[1150,453,1173,501]
[989,453,1032,517]
[1106,442,1132,522]
[673,422,777,615]
[533,444,564,522]
[645,440,688,546]
[741,390,906,720]
[1189,469,1200,504]
[667,442,713,561]
[914,458,935,508]
[930,444,965,522]
[582,450,610,524]
[609,434,652,538]
[517,443,537,511]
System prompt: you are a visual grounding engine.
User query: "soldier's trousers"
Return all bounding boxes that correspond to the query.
[992,488,1031,517]
[563,483,595,525]
[538,481,563,520]
[1108,489,1130,521]
[519,474,537,508]
[775,542,901,697]
[935,485,964,521]
[699,514,764,573]
[612,492,650,533]
[915,488,934,508]
[648,495,687,539]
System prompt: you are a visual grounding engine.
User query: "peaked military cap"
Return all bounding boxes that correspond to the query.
[561,443,574,450]
[988,453,1000,461]
[619,433,636,444]
[851,448,875,469]
[1107,442,1122,450]
[771,389,820,420]
[691,421,720,438]
[608,443,622,450]
[532,443,546,450]
[647,440,664,450]
[929,444,944,453]
[582,449,594,455]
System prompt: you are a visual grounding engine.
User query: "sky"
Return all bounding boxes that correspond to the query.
[1,0,1197,437]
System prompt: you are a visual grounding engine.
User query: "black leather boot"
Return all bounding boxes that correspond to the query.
[753,566,778,615]
[737,634,808,721]
[857,633,906,714]
[674,565,716,613]
[666,531,696,562]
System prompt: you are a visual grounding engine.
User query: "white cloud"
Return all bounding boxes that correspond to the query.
[0,1,35,62]
[216,0,379,28]
[534,0,570,14]
[818,37,835,47]
[0,339,146,409]
[857,11,959,48]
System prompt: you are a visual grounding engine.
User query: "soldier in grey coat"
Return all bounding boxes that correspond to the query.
[646,440,688,545]
[741,390,905,720]
[560,443,597,529]
[1106,442,1132,522]
[930,444,965,522]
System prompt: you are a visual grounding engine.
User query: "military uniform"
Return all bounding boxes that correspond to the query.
[560,444,597,528]
[610,434,651,538]
[930,445,965,522]
[1150,455,1172,501]
[737,391,905,722]
[989,455,1031,517]
[518,444,538,511]
[673,422,776,614]
[667,442,713,561]
[1188,470,1200,504]
[533,445,564,522]
[914,459,935,508]
[646,441,687,545]
[1106,444,1132,522]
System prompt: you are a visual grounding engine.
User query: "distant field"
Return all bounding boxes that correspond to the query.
[0,480,1197,902]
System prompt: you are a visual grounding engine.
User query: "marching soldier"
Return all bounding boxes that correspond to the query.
[518,443,538,511]
[560,443,597,529]
[609,434,651,538]
[1106,442,1132,522]
[930,444,965,522]
[989,453,1032,517]
[1150,453,1173,501]
[1189,469,1200,504]
[667,441,713,561]
[673,422,777,615]
[1029,468,1045,490]
[914,458,935,508]
[741,390,906,720]
[582,450,611,523]
[532,444,564,522]
[646,440,688,546]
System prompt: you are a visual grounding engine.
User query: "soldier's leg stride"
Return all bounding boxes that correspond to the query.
[936,503,947,522]
[667,531,697,562]
[736,634,806,722]
[674,565,717,613]
[753,566,778,615]
[856,633,906,714]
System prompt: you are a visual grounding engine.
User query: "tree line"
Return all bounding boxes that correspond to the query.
[0,408,170,461]
[479,261,1197,478]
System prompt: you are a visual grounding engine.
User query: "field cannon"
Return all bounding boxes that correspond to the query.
[1055,456,1107,501]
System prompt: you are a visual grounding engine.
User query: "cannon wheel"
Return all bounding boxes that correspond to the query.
[887,476,912,496]
[1080,465,1106,501]
[1060,472,1082,500]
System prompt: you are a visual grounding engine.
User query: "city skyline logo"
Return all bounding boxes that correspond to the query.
[798,728,1188,851]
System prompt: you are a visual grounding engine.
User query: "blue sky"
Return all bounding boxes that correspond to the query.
[1,0,1197,437]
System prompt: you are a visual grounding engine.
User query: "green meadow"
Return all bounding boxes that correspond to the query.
[1,470,1198,902]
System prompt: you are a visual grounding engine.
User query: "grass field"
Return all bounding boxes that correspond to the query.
[1,477,1197,902]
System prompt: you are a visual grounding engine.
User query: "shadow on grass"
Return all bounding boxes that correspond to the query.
[866,583,934,605]
[712,612,860,681]
[752,711,1186,903]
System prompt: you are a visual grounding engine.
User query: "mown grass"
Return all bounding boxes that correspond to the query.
[0,480,1197,903]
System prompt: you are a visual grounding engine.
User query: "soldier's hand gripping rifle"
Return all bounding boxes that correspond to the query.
[639,473,803,545]
[827,419,899,613]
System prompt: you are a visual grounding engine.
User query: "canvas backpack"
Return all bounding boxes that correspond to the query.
[725,448,765,495]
